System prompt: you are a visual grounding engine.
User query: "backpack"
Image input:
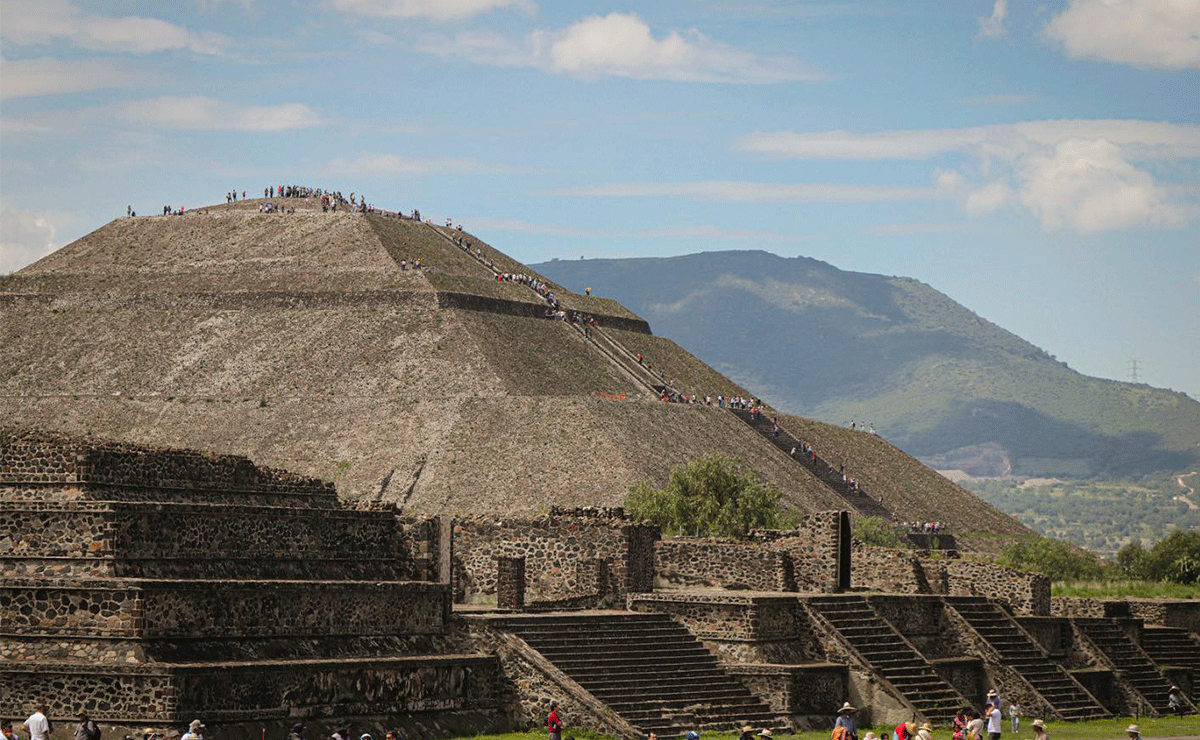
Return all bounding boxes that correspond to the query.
[831,726,848,740]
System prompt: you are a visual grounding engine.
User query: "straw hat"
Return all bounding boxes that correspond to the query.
[863,734,879,740]
[1031,720,1045,730]
[919,724,933,733]
[839,702,857,713]
[905,723,916,733]
[188,722,203,732]
[1125,726,1140,735]
[757,731,772,738]
[986,689,998,697]
[742,728,754,735]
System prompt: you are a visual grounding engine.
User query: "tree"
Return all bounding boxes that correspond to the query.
[999,538,1104,582]
[625,453,783,537]
[1137,530,1200,584]
[854,516,903,548]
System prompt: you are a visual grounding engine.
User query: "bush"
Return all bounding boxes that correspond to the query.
[1117,531,1200,584]
[625,453,783,537]
[999,538,1104,581]
[854,516,903,548]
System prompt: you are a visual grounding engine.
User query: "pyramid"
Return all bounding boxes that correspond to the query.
[0,196,1032,551]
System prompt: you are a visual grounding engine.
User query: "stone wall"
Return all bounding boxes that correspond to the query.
[1016,616,1072,657]
[947,560,1051,615]
[453,508,657,604]
[655,539,792,591]
[436,292,651,334]
[852,546,938,593]
[757,512,845,592]
[724,662,847,725]
[1126,599,1200,632]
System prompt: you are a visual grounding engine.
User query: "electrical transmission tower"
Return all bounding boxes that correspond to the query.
[1128,357,1141,383]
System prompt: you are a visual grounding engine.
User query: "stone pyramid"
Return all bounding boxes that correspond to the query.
[0,196,1030,550]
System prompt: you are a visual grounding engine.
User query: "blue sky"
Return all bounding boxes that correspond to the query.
[2,0,1198,398]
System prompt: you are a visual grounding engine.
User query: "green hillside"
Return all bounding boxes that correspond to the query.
[534,250,1200,477]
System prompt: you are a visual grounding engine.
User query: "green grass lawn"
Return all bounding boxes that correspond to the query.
[471,716,1200,740]
[1053,580,1200,599]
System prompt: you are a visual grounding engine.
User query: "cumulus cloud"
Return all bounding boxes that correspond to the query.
[331,0,534,20]
[546,180,936,203]
[741,119,1200,232]
[1,0,229,55]
[1043,0,1200,70]
[978,0,1008,38]
[0,206,59,273]
[430,12,822,83]
[0,56,146,99]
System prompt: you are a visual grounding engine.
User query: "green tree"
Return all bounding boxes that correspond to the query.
[625,453,783,537]
[1140,531,1200,584]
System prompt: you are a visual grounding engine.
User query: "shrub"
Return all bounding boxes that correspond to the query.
[999,538,1104,581]
[854,516,903,548]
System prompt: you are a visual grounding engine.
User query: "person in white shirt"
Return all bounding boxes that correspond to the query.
[986,704,1002,740]
[24,705,51,740]
[180,721,203,740]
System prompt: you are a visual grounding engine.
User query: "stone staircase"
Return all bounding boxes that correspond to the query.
[487,612,784,738]
[806,595,967,723]
[1141,625,1200,677]
[730,409,893,520]
[1075,618,1191,715]
[947,597,1108,720]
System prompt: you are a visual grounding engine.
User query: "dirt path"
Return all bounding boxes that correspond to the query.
[1177,471,1198,510]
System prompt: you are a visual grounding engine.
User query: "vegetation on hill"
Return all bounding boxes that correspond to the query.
[999,528,1200,586]
[964,475,1200,551]
[534,251,1200,477]
[626,453,786,537]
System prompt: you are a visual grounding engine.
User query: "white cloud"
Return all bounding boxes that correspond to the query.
[738,120,1200,160]
[468,217,810,241]
[1019,138,1192,230]
[0,206,60,273]
[331,0,534,21]
[978,0,1008,38]
[963,180,1013,214]
[546,181,937,203]
[109,97,322,131]
[0,56,145,99]
[0,0,229,55]
[327,153,505,175]
[430,12,822,83]
[1043,0,1200,70]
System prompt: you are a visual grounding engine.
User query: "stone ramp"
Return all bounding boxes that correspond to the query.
[730,409,894,520]
[805,594,967,723]
[948,597,1109,720]
[1074,618,1194,716]
[481,611,785,738]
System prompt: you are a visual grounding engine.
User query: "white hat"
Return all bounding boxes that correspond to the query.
[189,722,203,732]
[839,702,857,713]
[757,731,772,738]
[1126,725,1140,735]
[863,734,879,740]
[1031,719,1045,729]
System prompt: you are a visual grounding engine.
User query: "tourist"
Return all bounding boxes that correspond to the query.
[863,734,879,740]
[917,724,933,740]
[180,721,202,740]
[23,704,50,740]
[4,720,22,740]
[1168,685,1183,715]
[1029,719,1046,740]
[738,726,755,740]
[384,731,398,740]
[964,709,983,740]
[1008,701,1020,733]
[72,713,99,740]
[985,701,1002,740]
[1125,726,1140,740]
[547,703,562,740]
[952,708,967,740]
[985,690,1000,711]
[834,702,858,740]
[685,732,699,740]
[894,723,915,740]
[287,725,304,740]
[756,731,771,739]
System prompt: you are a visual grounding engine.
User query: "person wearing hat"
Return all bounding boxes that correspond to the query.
[738,726,755,740]
[1030,719,1047,740]
[72,713,99,740]
[917,724,933,740]
[863,734,879,740]
[1125,725,1140,740]
[179,722,202,740]
[834,702,858,740]
[1167,685,1183,715]
[894,722,916,740]
[359,734,372,740]
[984,689,1000,711]
[756,731,771,739]
[985,699,1002,740]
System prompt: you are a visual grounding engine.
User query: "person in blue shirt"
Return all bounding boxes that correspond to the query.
[834,702,858,740]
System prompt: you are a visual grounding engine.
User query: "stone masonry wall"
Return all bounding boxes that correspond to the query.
[852,546,935,593]
[947,560,1051,615]
[755,512,843,592]
[654,539,791,591]
[453,508,656,603]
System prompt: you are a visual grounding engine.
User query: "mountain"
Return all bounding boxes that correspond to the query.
[533,250,1200,477]
[0,200,1037,552]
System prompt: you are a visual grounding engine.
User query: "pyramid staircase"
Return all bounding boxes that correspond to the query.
[805,595,967,723]
[1074,618,1193,715]
[485,612,784,738]
[730,409,893,519]
[1141,625,1200,677]
[947,597,1109,720]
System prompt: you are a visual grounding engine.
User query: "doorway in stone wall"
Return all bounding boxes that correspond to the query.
[838,511,852,591]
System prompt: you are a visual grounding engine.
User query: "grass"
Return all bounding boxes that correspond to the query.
[1053,579,1200,599]
[453,717,1200,740]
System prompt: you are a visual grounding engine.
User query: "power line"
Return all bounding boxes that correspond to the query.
[1128,357,1141,383]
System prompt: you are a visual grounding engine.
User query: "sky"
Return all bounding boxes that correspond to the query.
[1,0,1198,399]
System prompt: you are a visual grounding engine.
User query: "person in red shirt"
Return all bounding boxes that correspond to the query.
[547,704,562,740]
[894,723,915,740]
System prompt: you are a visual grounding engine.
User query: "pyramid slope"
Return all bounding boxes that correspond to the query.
[0,203,1036,547]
